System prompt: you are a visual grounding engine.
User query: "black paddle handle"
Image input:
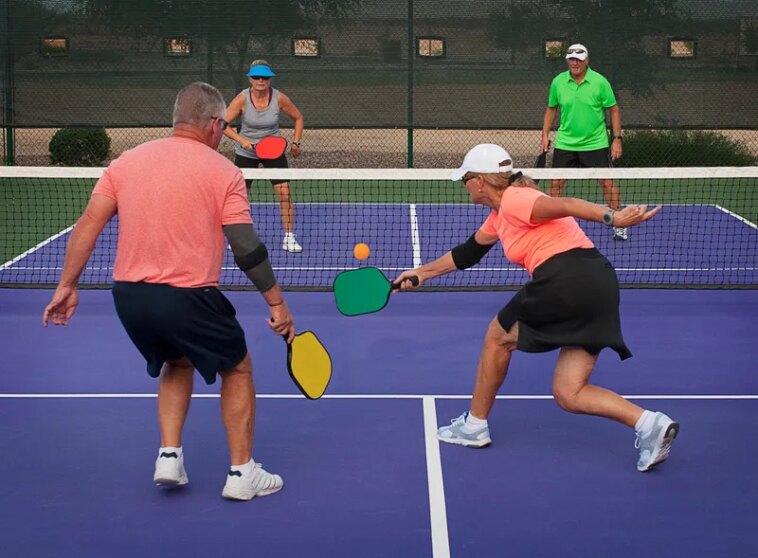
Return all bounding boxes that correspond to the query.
[390,275,419,290]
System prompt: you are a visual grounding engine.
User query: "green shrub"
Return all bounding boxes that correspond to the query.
[49,127,111,166]
[617,130,757,167]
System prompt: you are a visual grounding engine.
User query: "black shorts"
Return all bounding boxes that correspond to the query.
[497,248,632,360]
[553,147,611,168]
[112,282,248,384]
[235,153,289,186]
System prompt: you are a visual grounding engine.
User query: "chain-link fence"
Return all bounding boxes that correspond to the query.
[2,0,758,167]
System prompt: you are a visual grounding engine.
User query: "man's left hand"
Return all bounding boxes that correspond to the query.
[611,138,623,160]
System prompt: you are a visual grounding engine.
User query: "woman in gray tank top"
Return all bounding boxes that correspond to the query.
[224,60,305,253]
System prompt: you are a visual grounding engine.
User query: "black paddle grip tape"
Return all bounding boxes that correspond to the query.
[451,233,494,270]
[390,275,419,290]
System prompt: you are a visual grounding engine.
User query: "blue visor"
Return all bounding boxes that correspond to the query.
[246,65,276,78]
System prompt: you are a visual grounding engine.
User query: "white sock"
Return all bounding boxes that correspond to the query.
[464,411,488,431]
[230,458,255,477]
[635,410,656,434]
[159,446,182,458]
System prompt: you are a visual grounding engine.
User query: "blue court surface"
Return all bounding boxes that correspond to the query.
[1,288,756,558]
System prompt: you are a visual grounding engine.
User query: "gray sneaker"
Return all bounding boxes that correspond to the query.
[437,412,492,448]
[635,412,679,472]
[613,227,629,241]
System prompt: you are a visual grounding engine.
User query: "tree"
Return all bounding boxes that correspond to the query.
[5,0,67,63]
[489,1,545,66]
[486,0,680,96]
[552,0,680,97]
[75,0,361,89]
[743,20,758,70]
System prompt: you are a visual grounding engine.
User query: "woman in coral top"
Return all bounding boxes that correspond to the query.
[394,144,678,473]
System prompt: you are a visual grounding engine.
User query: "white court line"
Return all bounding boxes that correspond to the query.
[1,394,756,399]
[410,203,423,268]
[423,396,450,558]
[714,205,758,230]
[0,225,74,271]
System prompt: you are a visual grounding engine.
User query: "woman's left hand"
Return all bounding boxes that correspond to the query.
[613,204,661,227]
[290,144,302,158]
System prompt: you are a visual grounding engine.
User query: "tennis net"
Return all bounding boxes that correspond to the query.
[1,166,756,289]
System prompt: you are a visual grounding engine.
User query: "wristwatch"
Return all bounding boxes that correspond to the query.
[613,135,623,141]
[602,209,616,227]
[292,141,301,146]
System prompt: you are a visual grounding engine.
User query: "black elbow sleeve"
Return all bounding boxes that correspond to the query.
[451,234,494,270]
[234,243,269,271]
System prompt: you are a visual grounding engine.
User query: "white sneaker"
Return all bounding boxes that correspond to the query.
[613,227,629,241]
[635,412,679,472]
[282,233,303,253]
[222,462,283,501]
[153,450,188,486]
[437,411,492,448]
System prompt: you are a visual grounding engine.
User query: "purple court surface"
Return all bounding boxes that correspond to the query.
[1,288,757,558]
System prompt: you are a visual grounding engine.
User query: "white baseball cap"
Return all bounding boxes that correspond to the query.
[565,43,589,60]
[450,144,513,181]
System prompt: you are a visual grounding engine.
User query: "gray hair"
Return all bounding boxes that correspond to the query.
[172,82,226,127]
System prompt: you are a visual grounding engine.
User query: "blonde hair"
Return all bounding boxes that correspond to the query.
[470,157,532,189]
[478,172,511,190]
[477,169,536,190]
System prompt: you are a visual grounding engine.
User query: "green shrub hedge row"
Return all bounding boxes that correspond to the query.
[49,127,111,166]
[616,130,757,167]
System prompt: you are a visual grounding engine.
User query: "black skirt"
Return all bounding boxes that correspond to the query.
[497,248,632,360]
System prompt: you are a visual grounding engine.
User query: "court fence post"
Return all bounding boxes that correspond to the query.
[406,0,414,168]
[2,0,15,165]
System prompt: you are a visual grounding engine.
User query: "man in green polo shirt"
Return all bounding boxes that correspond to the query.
[541,43,627,240]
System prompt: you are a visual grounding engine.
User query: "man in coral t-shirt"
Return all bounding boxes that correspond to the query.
[43,82,293,501]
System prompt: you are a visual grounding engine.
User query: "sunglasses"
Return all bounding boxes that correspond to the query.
[566,48,586,54]
[250,76,271,81]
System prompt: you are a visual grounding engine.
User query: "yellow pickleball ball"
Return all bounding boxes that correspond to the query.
[353,243,370,260]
